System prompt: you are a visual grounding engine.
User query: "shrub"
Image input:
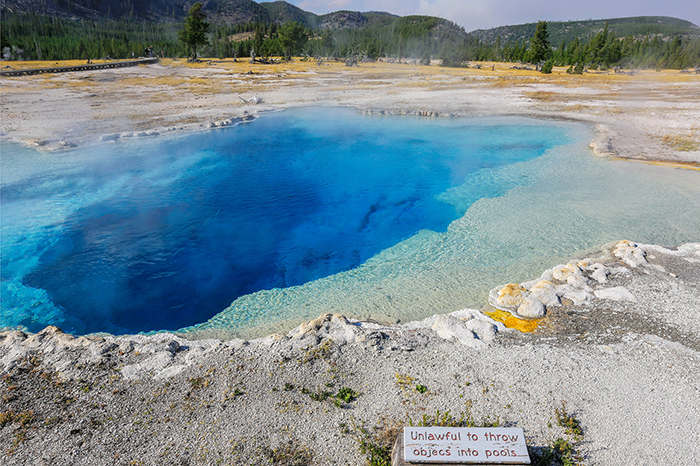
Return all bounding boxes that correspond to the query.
[541,60,553,74]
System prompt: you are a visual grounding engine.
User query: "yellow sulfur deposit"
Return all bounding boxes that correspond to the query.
[484,309,540,333]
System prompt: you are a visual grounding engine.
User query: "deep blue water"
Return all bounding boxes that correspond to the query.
[1,108,571,335]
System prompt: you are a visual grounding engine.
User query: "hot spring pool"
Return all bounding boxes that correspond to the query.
[2,107,699,338]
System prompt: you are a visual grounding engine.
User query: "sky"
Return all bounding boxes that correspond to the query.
[267,0,700,32]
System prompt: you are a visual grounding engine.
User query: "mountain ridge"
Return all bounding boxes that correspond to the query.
[2,0,698,44]
[471,16,700,44]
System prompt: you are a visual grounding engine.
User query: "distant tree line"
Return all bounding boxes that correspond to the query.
[211,21,319,60]
[491,22,700,70]
[2,12,698,70]
[1,13,187,60]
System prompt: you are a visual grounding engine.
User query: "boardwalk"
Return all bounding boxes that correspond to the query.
[0,58,160,77]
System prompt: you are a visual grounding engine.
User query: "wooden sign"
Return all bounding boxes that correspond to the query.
[403,427,530,464]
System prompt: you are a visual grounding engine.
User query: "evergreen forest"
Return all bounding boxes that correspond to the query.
[2,10,699,70]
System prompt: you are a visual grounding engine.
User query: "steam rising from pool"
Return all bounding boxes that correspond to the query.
[2,108,699,337]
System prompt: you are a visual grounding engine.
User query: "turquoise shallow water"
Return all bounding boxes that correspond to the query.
[2,108,699,338]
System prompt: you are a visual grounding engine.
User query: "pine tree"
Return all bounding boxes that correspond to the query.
[530,20,550,64]
[178,2,209,61]
[278,22,308,60]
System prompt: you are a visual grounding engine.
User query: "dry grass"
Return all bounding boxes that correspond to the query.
[9,76,94,91]
[526,91,558,101]
[660,133,700,152]
[228,32,254,42]
[560,104,592,113]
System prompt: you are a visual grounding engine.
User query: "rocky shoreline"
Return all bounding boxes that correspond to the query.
[2,240,699,465]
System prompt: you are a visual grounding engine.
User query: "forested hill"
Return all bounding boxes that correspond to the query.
[261,1,318,27]
[472,16,700,45]
[0,0,268,23]
[0,0,414,30]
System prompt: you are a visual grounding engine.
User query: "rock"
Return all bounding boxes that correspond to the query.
[0,330,27,347]
[290,334,320,351]
[556,284,592,305]
[224,339,247,350]
[259,333,286,347]
[141,339,180,354]
[594,286,637,302]
[608,266,630,276]
[71,336,104,348]
[539,267,555,282]
[100,133,120,142]
[239,95,263,104]
[288,313,359,345]
[89,342,116,358]
[517,295,546,318]
[24,327,58,348]
[589,265,609,284]
[40,325,65,336]
[520,278,539,290]
[552,263,583,282]
[614,240,647,267]
[567,273,592,291]
[361,331,387,347]
[325,316,360,345]
[0,346,32,373]
[290,314,334,339]
[494,283,527,308]
[589,138,614,155]
[184,347,205,365]
[465,319,497,342]
[675,243,700,262]
[528,280,560,307]
[154,364,188,380]
[590,124,617,156]
[450,309,506,334]
[118,341,135,354]
[431,314,485,349]
[121,351,173,380]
